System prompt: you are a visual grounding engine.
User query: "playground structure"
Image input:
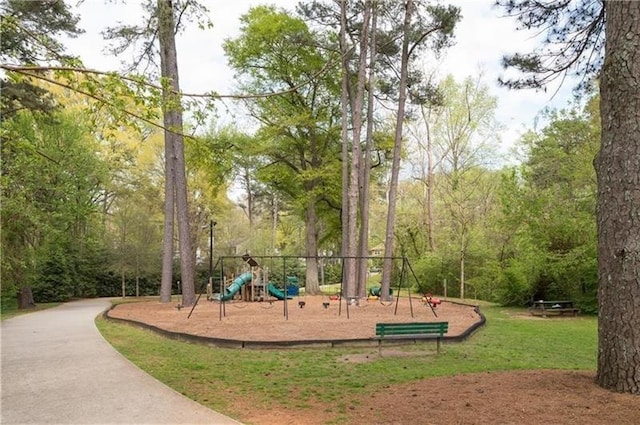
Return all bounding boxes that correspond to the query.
[206,254,299,302]
[213,271,291,302]
[191,254,439,321]
[112,256,486,350]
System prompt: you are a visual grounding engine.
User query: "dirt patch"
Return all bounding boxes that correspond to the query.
[234,370,640,425]
[107,298,639,424]
[342,369,640,425]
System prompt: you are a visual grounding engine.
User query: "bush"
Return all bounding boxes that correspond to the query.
[95,271,121,297]
[32,252,74,303]
[496,261,536,306]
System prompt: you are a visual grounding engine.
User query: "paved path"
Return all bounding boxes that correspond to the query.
[1,298,241,424]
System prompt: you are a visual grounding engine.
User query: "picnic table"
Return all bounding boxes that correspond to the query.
[529,300,579,317]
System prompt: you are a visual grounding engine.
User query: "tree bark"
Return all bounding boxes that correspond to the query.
[357,0,378,299]
[594,1,640,394]
[459,231,465,300]
[421,105,436,252]
[346,1,371,299]
[304,198,321,295]
[381,0,413,301]
[339,0,351,295]
[120,215,127,299]
[271,195,278,253]
[245,168,254,228]
[157,0,196,306]
[160,119,175,303]
[17,287,35,309]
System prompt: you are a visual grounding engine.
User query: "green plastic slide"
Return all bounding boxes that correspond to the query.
[217,272,253,301]
[217,272,291,301]
[267,283,290,300]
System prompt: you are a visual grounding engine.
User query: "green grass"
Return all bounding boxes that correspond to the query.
[0,297,62,321]
[96,303,597,423]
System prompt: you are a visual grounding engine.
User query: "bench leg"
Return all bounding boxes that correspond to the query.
[436,337,440,353]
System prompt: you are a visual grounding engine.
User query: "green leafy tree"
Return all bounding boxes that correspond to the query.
[1,109,108,303]
[1,0,216,307]
[0,0,82,115]
[224,5,342,295]
[495,99,599,308]
[432,75,500,299]
[491,169,546,305]
[497,0,639,393]
[301,1,459,299]
[523,102,599,304]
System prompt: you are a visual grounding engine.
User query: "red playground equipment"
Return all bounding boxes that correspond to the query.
[422,293,441,308]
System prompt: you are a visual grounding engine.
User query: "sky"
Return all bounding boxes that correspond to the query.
[64,0,579,161]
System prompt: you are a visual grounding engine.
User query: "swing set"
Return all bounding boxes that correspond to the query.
[187,255,438,321]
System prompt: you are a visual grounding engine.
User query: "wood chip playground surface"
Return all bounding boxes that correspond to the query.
[107,295,480,345]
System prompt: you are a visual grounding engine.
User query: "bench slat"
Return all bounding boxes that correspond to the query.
[375,322,448,337]
[375,322,449,354]
[376,322,447,327]
[375,326,447,334]
[375,324,447,330]
[377,326,444,332]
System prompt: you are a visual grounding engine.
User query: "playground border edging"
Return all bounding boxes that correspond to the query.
[103,301,486,349]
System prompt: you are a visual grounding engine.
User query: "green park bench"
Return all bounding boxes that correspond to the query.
[375,321,448,354]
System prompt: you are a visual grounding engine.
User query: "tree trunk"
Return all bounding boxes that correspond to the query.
[304,198,320,295]
[120,217,126,299]
[346,1,370,299]
[271,195,278,253]
[381,0,413,301]
[160,123,175,303]
[121,267,126,299]
[459,231,465,300]
[135,252,140,297]
[339,0,351,296]
[421,105,436,252]
[245,169,254,227]
[594,1,640,394]
[157,0,196,306]
[426,166,435,251]
[357,0,378,299]
[17,287,35,309]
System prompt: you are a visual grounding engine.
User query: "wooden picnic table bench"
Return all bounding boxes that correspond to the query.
[529,300,579,317]
[375,322,448,353]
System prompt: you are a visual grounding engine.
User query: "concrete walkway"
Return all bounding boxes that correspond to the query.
[1,298,241,424]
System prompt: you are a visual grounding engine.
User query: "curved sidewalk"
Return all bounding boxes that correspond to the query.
[1,298,241,424]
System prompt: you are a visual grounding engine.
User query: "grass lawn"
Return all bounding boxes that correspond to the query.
[0,298,62,321]
[96,303,597,422]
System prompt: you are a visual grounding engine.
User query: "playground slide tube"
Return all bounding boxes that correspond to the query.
[217,272,253,301]
[369,286,393,297]
[267,283,289,300]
